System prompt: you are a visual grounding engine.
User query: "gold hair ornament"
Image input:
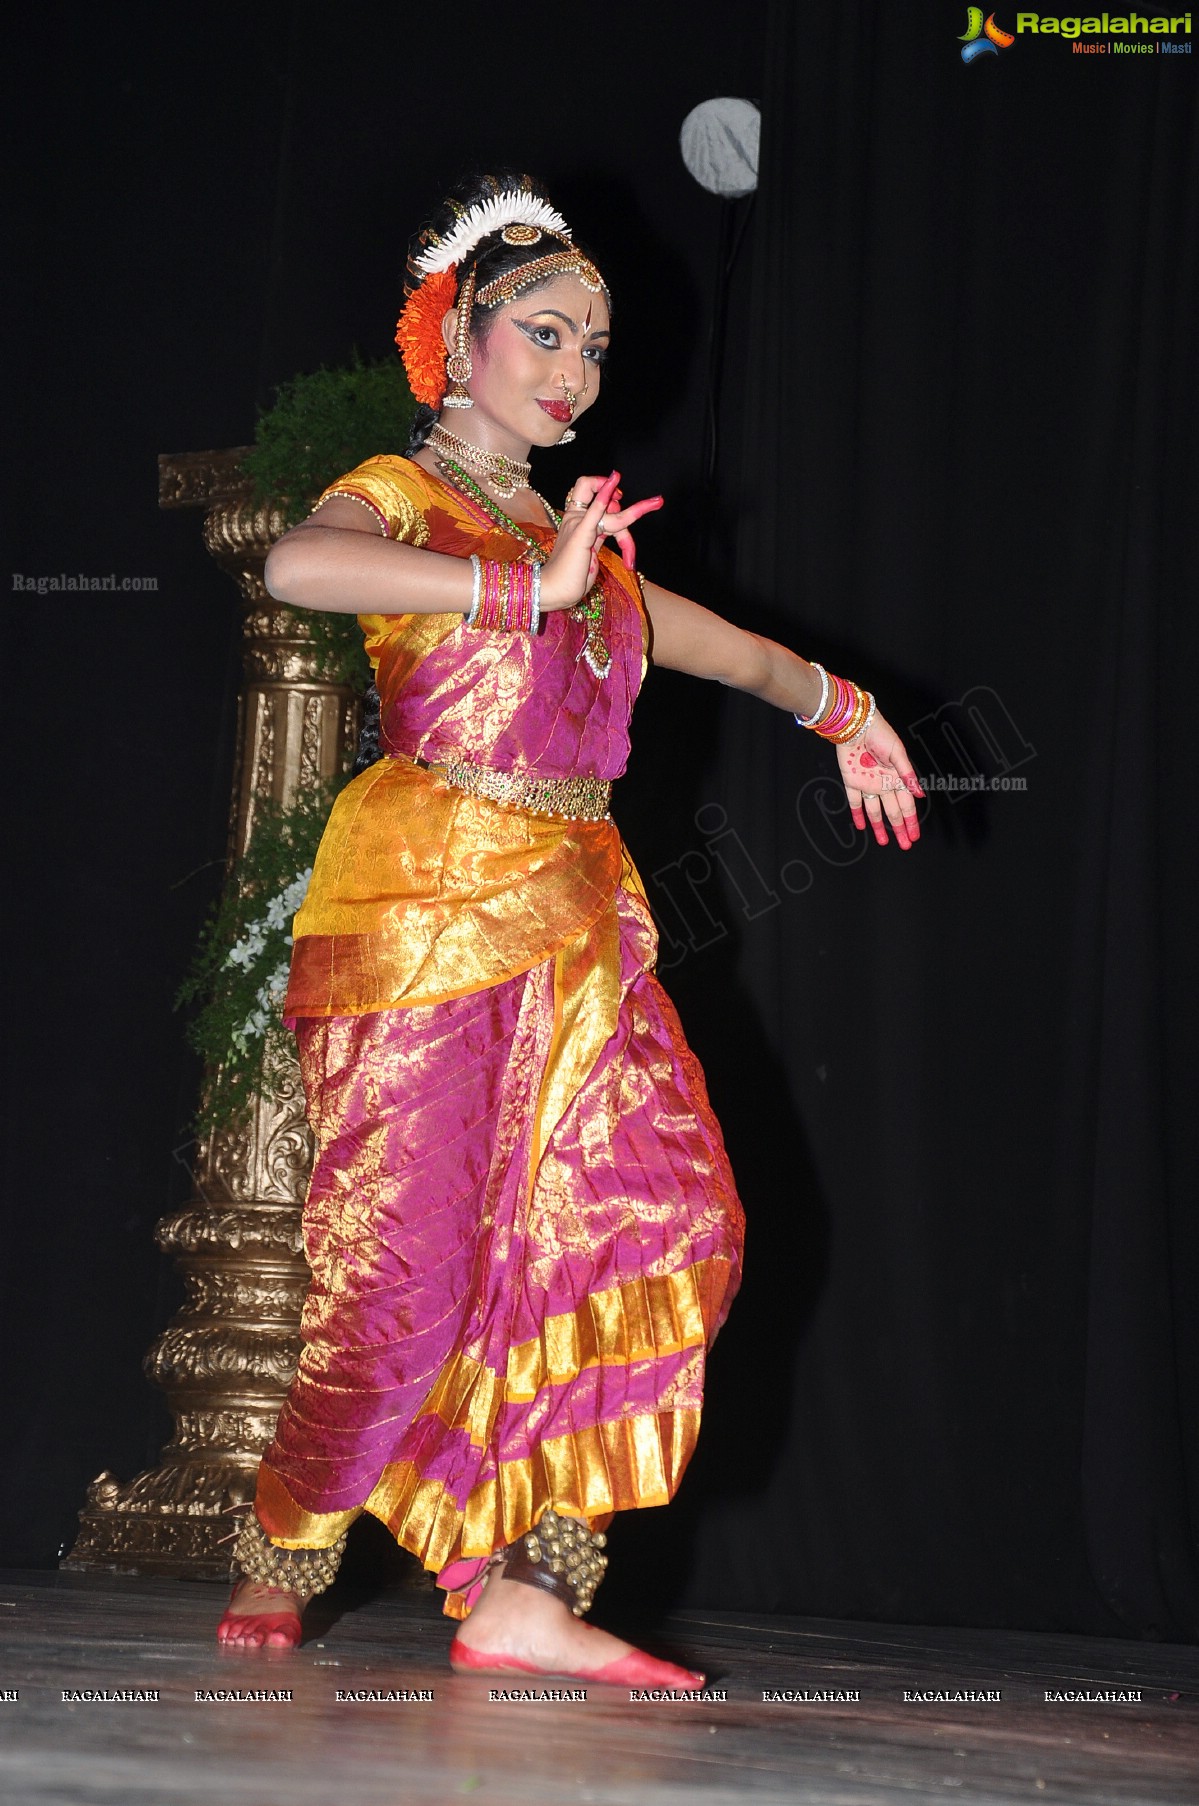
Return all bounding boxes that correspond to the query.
[475,252,606,310]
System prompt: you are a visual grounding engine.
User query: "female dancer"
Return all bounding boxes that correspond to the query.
[216,171,923,1683]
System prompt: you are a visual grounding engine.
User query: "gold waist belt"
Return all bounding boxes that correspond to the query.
[412,754,613,822]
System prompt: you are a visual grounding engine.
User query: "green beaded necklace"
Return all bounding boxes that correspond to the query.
[434,455,611,679]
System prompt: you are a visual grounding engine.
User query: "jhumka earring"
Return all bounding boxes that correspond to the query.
[443,266,476,409]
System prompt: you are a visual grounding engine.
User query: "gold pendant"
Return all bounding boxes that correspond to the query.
[569,585,611,679]
[576,628,612,679]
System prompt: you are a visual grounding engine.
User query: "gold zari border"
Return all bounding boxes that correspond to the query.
[257,1404,702,1610]
[255,1255,732,1588]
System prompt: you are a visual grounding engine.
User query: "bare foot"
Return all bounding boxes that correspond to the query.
[449,1573,704,1687]
[216,1578,303,1649]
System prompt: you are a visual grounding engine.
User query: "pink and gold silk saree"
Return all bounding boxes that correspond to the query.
[255,456,745,1617]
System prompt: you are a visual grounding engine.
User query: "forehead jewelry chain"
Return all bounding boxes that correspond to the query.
[433,456,612,680]
[427,423,531,501]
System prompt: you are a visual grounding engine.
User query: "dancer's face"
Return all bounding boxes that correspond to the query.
[444,274,610,450]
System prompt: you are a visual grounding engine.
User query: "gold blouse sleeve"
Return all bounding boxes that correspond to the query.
[313,455,439,665]
[314,454,433,549]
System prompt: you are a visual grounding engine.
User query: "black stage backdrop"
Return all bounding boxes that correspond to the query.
[6,4,1196,1641]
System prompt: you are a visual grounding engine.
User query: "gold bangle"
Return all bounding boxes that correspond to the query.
[830,689,870,743]
[845,691,877,743]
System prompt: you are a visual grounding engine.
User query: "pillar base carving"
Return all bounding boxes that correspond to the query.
[65,1463,261,1581]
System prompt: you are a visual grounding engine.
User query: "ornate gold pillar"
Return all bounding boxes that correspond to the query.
[64,450,359,1577]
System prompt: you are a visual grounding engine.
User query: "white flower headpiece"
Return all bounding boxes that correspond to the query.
[415,190,572,276]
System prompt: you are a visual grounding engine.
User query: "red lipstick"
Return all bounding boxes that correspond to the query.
[537,399,573,423]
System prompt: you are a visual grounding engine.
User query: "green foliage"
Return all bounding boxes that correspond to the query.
[303,607,373,692]
[179,353,411,1135]
[176,783,346,1140]
[242,352,417,528]
[242,351,414,693]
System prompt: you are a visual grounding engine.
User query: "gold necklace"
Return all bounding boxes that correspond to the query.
[427,424,531,500]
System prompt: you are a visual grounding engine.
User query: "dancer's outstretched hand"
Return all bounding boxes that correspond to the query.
[836,712,926,850]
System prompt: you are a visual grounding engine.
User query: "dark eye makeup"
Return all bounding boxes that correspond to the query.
[513,318,609,365]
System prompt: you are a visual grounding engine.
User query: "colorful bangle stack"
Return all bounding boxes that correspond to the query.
[794,663,876,743]
[462,555,541,635]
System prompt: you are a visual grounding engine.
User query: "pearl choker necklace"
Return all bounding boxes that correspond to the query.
[427,425,531,500]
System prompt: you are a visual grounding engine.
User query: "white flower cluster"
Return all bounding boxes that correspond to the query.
[224,867,312,1055]
[414,191,571,275]
[224,868,312,970]
[231,960,292,1055]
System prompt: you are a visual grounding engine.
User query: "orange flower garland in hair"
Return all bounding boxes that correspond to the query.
[394,267,459,408]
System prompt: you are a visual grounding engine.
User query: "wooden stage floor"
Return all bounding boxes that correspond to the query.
[0,1569,1195,1805]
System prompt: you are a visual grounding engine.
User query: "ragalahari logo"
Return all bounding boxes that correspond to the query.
[960,8,1017,57]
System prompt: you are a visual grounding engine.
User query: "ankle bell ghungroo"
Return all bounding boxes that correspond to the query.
[501,1508,608,1617]
[231,1513,347,1603]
